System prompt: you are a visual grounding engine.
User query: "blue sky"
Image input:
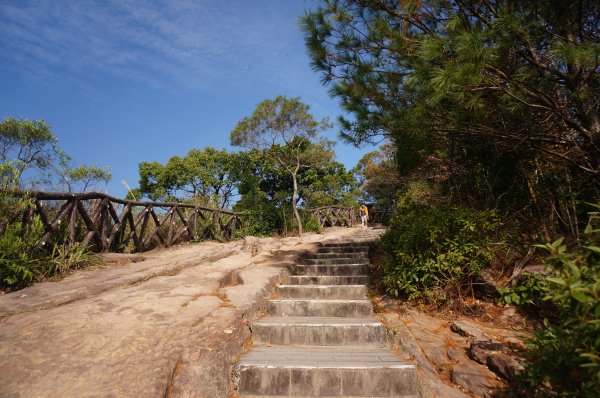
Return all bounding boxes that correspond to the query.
[0,0,375,198]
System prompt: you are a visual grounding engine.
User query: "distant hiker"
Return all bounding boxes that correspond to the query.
[359,204,368,228]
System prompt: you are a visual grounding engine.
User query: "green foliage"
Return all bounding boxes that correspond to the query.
[282,208,322,236]
[300,159,359,208]
[137,147,240,207]
[0,217,42,288]
[498,274,545,306]
[1,116,111,191]
[302,0,600,241]
[230,96,334,235]
[0,117,58,187]
[48,241,101,275]
[380,187,500,304]
[0,190,101,290]
[511,210,600,397]
[55,154,112,192]
[353,141,399,216]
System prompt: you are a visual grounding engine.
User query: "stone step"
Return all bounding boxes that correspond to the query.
[303,257,368,265]
[292,264,368,276]
[289,275,368,285]
[236,346,418,397]
[319,244,370,251]
[252,317,388,347]
[276,285,366,299]
[304,252,368,260]
[266,299,372,317]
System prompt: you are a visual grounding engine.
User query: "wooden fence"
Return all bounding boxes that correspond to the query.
[1,190,246,253]
[310,206,356,227]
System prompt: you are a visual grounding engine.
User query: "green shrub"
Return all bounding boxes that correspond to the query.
[0,196,44,288]
[380,199,500,304]
[498,273,546,306]
[48,241,101,275]
[511,209,600,397]
[282,208,322,235]
[1,192,102,290]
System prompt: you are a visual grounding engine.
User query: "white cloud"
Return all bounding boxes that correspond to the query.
[0,0,308,93]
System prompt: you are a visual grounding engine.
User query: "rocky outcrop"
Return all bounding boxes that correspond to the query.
[378,303,528,398]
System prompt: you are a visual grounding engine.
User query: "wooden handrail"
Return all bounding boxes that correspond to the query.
[9,189,244,216]
[2,189,247,253]
[309,205,355,227]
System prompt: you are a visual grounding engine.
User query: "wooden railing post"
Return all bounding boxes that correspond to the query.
[1,189,247,254]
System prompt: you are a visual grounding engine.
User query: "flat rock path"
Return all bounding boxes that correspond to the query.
[0,227,362,398]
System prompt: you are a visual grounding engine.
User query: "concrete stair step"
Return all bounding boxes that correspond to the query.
[306,252,368,259]
[252,317,388,347]
[236,346,418,397]
[317,244,370,253]
[267,299,372,317]
[292,264,368,276]
[276,285,366,299]
[303,258,368,265]
[289,275,368,285]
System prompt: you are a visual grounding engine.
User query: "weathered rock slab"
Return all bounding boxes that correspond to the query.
[0,227,359,397]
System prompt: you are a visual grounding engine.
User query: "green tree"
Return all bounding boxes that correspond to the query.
[353,141,400,219]
[302,0,599,238]
[300,159,358,208]
[137,147,241,208]
[0,117,59,188]
[302,1,599,173]
[230,96,332,235]
[54,155,112,192]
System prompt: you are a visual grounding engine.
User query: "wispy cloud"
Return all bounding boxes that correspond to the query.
[0,0,308,93]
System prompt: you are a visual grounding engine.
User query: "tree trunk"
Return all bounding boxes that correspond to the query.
[291,170,303,236]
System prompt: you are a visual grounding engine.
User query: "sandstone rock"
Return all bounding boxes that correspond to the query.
[503,307,516,317]
[422,378,471,398]
[241,236,260,253]
[379,313,470,398]
[447,346,466,362]
[487,353,524,382]
[504,336,527,351]
[451,362,500,398]
[0,228,358,397]
[408,327,449,367]
[468,340,507,364]
[451,319,491,341]
[99,252,145,265]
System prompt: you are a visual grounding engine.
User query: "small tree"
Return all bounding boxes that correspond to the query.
[230,96,332,235]
[54,154,112,192]
[0,117,59,188]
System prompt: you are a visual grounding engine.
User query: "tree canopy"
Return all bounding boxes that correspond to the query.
[302,2,600,394]
[138,147,241,207]
[230,95,333,235]
[302,0,600,178]
[0,117,111,191]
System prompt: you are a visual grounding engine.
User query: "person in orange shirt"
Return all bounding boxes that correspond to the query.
[359,204,368,228]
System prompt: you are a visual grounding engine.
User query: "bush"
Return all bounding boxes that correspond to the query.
[0,192,101,290]
[510,208,600,397]
[0,195,44,288]
[282,208,322,235]
[380,191,501,305]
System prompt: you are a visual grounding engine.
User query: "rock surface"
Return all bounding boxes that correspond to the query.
[451,362,500,398]
[487,353,524,382]
[0,227,358,397]
[468,340,507,364]
[379,304,528,398]
[451,319,491,341]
